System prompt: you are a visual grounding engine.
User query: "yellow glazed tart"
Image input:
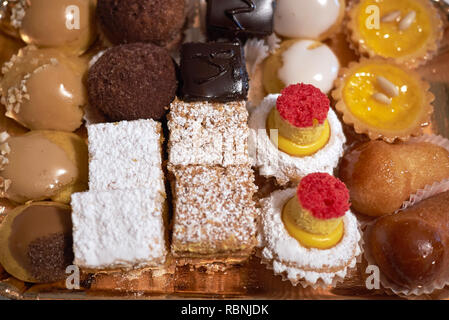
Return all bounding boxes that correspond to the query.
[332,59,434,142]
[347,0,444,68]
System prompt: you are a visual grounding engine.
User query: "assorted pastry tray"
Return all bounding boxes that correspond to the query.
[0,0,449,300]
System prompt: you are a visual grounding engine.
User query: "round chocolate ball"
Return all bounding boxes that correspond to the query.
[97,0,186,47]
[87,43,177,122]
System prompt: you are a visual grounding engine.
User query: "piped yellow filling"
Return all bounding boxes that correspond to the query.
[267,108,330,157]
[282,197,344,250]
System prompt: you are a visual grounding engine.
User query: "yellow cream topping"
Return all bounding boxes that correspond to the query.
[267,109,330,157]
[282,197,344,250]
[342,63,424,131]
[356,0,434,58]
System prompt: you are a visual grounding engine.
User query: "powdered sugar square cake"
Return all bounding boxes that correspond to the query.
[71,188,167,270]
[167,99,251,168]
[87,119,165,195]
[170,165,258,265]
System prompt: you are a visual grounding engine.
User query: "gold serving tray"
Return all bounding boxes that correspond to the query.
[0,3,449,301]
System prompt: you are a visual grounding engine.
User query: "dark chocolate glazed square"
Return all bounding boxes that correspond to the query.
[179,42,249,102]
[206,0,274,40]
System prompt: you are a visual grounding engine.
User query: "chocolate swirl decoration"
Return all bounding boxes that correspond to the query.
[179,42,249,102]
[225,0,256,31]
[191,49,236,85]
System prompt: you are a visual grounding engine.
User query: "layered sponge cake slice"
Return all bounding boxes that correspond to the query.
[71,119,168,271]
[170,165,259,267]
[168,99,251,168]
[71,188,167,270]
[87,119,165,195]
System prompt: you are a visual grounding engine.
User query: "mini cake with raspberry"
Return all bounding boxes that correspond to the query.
[249,83,346,185]
[260,173,362,287]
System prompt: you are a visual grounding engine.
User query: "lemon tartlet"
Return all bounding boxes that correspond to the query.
[347,0,444,69]
[260,173,362,287]
[332,59,434,142]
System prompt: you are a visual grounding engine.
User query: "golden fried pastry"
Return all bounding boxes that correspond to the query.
[0,202,73,283]
[339,139,449,216]
[0,130,88,204]
[366,191,449,293]
[0,45,87,132]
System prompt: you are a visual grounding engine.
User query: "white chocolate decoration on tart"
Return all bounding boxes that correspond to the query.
[264,40,340,94]
[274,0,345,40]
[260,187,361,287]
[278,40,339,94]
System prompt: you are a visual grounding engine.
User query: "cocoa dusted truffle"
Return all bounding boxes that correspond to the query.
[87,43,177,122]
[97,0,186,47]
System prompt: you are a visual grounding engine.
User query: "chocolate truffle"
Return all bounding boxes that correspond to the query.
[0,202,73,283]
[87,43,177,122]
[179,42,249,102]
[207,0,274,40]
[97,0,186,47]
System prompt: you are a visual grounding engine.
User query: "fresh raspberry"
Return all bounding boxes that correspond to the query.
[297,173,350,220]
[276,83,330,128]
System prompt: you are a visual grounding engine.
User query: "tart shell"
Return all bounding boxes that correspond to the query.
[346,0,444,69]
[332,58,434,143]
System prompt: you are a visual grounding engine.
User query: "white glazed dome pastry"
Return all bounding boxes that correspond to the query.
[263,39,340,94]
[249,84,346,186]
[260,173,362,287]
[274,0,346,40]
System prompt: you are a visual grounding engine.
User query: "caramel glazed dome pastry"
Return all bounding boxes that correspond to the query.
[249,83,346,186]
[3,0,97,56]
[0,45,87,132]
[0,130,88,204]
[347,0,444,69]
[260,173,362,287]
[332,58,434,142]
